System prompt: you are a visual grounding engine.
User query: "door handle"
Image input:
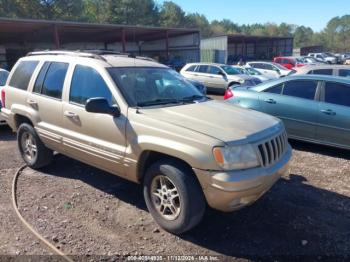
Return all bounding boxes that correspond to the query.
[26,99,38,105]
[64,111,79,119]
[264,98,276,104]
[321,109,336,116]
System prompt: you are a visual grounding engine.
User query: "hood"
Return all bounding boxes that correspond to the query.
[140,100,281,143]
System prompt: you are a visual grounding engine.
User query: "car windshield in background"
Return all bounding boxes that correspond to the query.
[107,67,206,107]
[221,66,240,75]
[273,63,288,70]
[245,67,262,75]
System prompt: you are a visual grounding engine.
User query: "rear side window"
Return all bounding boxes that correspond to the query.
[283,80,318,100]
[265,84,283,94]
[33,62,50,93]
[9,61,39,90]
[339,69,350,78]
[70,65,113,106]
[312,69,333,75]
[250,63,262,69]
[324,82,350,107]
[186,65,197,72]
[41,62,69,99]
[197,65,209,73]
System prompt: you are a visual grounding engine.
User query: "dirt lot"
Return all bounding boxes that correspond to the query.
[1,99,350,260]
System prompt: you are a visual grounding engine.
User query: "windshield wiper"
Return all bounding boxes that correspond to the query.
[136,98,180,107]
[181,95,207,102]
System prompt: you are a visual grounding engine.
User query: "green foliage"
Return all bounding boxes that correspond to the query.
[0,0,349,51]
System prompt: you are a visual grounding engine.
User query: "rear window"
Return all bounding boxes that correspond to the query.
[0,70,9,86]
[9,61,39,90]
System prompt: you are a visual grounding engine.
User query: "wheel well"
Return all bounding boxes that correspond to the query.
[137,151,194,182]
[228,81,240,87]
[14,115,33,129]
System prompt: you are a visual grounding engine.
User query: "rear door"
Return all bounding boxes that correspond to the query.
[316,81,350,147]
[207,65,227,89]
[62,64,127,177]
[27,61,69,151]
[259,79,320,140]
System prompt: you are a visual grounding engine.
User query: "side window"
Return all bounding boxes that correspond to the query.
[9,61,39,90]
[264,64,274,70]
[70,65,113,106]
[250,63,261,69]
[41,62,69,99]
[208,66,221,75]
[186,65,197,72]
[265,84,283,94]
[197,65,209,73]
[0,70,9,86]
[283,80,318,100]
[33,62,50,93]
[339,69,350,78]
[313,69,333,75]
[324,82,350,107]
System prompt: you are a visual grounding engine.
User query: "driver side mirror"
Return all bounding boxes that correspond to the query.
[85,97,120,117]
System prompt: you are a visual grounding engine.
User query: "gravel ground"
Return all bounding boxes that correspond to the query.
[0,103,350,260]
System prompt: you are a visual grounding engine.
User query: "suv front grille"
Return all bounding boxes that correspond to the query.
[256,131,288,167]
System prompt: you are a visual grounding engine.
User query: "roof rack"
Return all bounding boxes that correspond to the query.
[26,50,157,63]
[26,50,107,62]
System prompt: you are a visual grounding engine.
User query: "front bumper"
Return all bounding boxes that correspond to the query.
[193,145,292,212]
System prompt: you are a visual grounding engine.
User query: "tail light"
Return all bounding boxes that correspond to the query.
[1,89,5,108]
[224,88,234,100]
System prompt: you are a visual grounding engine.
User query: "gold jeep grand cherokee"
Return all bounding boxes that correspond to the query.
[1,51,291,234]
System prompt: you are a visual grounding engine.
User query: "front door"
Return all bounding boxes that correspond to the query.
[62,64,127,177]
[316,81,350,148]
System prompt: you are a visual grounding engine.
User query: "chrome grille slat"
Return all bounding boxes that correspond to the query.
[256,131,288,167]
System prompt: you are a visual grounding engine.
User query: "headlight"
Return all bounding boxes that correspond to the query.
[213,144,260,170]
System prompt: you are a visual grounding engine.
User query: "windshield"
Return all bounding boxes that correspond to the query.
[272,62,288,70]
[244,67,262,75]
[220,66,240,75]
[107,67,206,107]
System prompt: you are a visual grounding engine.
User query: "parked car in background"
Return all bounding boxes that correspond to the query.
[224,75,350,150]
[1,51,292,234]
[232,66,270,82]
[294,65,350,78]
[187,79,207,95]
[246,61,294,79]
[308,53,337,64]
[300,56,326,65]
[0,68,9,125]
[180,63,262,93]
[273,56,305,70]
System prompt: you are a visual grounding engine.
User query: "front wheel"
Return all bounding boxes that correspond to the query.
[143,160,206,234]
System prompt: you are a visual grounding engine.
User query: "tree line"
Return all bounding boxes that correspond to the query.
[0,0,349,52]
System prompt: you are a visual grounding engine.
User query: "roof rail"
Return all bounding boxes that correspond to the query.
[26,50,157,63]
[26,50,107,62]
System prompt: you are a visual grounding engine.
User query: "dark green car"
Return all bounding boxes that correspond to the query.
[225,75,350,150]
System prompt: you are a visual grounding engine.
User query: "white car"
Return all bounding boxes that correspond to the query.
[308,53,337,64]
[246,62,293,79]
[231,66,270,82]
[0,69,9,125]
[180,63,262,92]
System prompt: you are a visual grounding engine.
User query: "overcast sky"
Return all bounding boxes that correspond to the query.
[157,0,349,31]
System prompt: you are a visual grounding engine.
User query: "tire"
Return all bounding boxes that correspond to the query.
[143,159,206,234]
[17,123,53,169]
